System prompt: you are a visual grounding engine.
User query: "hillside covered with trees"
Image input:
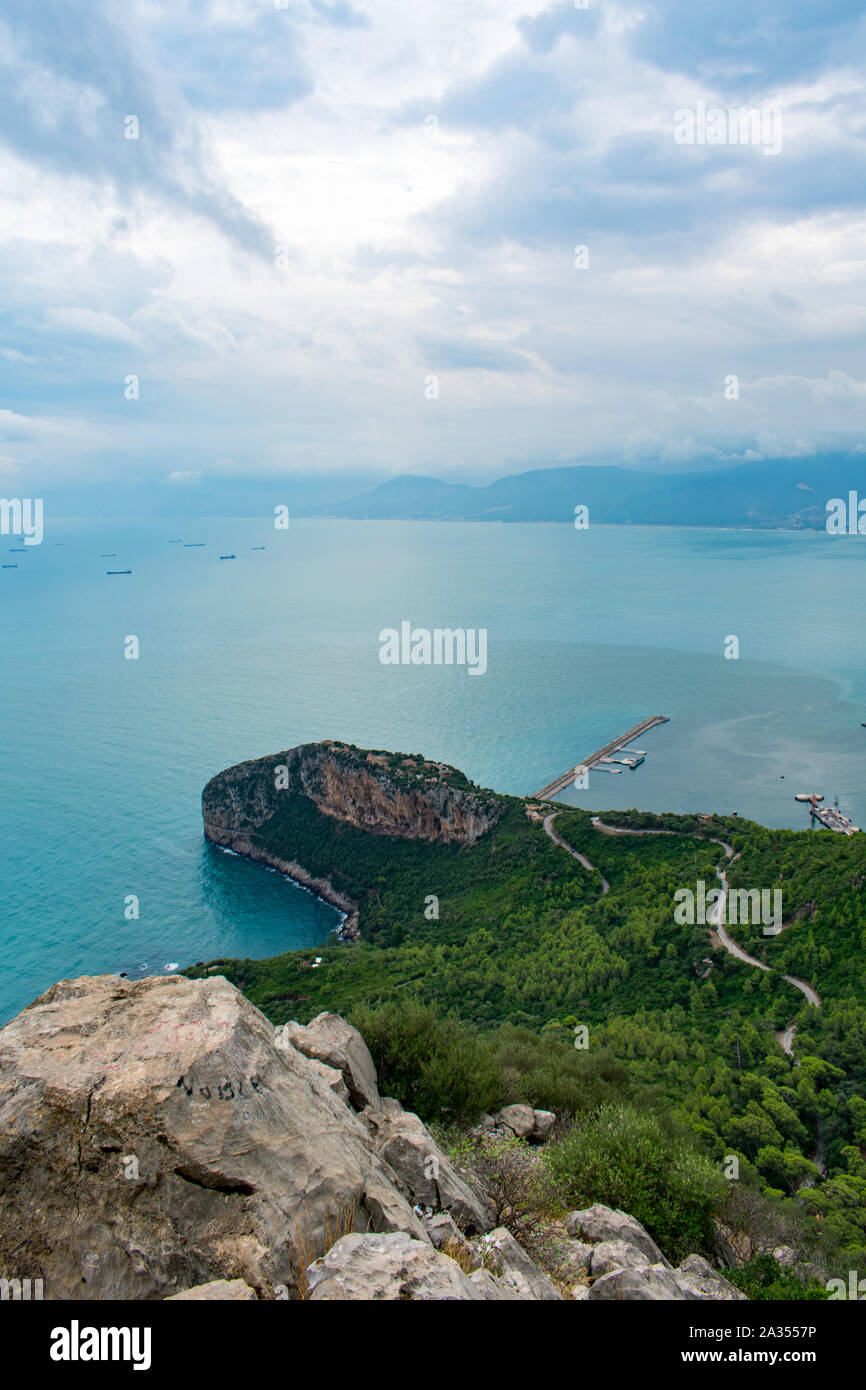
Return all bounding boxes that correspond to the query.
[187,748,866,1287]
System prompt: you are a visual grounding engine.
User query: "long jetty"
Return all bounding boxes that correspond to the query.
[533,715,670,802]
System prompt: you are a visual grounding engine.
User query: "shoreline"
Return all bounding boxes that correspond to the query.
[203,824,361,941]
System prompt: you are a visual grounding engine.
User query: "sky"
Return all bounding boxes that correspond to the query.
[0,0,865,509]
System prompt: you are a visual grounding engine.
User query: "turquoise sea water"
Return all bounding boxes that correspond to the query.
[2,516,866,1023]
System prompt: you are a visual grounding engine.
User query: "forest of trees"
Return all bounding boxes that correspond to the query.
[186,770,866,1283]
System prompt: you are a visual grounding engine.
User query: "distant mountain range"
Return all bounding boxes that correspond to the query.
[314,456,866,529]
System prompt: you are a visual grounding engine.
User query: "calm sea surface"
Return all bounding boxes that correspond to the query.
[2,517,865,1022]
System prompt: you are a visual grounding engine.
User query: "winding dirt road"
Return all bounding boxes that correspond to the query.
[543,813,610,895]
[585,818,822,1056]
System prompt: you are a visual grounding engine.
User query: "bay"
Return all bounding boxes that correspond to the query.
[1,516,864,1023]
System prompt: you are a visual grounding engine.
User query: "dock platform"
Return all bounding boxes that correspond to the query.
[533,715,670,802]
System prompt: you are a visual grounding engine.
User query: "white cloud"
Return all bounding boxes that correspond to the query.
[0,0,864,492]
[44,307,141,344]
[165,470,202,485]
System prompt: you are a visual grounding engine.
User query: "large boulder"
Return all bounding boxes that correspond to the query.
[363,1104,492,1233]
[587,1265,689,1301]
[0,974,428,1300]
[490,1104,556,1143]
[282,1049,350,1106]
[306,1232,510,1301]
[567,1207,746,1301]
[492,1104,535,1139]
[531,1109,556,1142]
[480,1228,562,1301]
[566,1204,671,1268]
[674,1255,746,1302]
[590,1239,653,1278]
[279,1013,380,1111]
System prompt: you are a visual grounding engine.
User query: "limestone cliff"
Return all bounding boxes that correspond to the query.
[203,740,505,847]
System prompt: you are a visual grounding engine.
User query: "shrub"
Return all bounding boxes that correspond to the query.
[726,1254,828,1301]
[349,1000,501,1123]
[491,1025,632,1117]
[545,1102,727,1263]
[453,1131,560,1259]
[720,1177,823,1271]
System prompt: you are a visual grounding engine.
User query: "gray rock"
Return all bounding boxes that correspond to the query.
[306,1231,508,1301]
[165,1279,257,1301]
[590,1238,651,1278]
[587,1264,689,1301]
[674,1254,746,1301]
[281,1012,380,1111]
[469,1266,520,1300]
[531,1109,556,1142]
[556,1241,595,1279]
[426,1212,463,1250]
[364,1105,492,1233]
[566,1204,671,1268]
[0,974,428,1300]
[493,1104,536,1139]
[482,1227,563,1301]
[274,1032,350,1104]
[772,1245,798,1269]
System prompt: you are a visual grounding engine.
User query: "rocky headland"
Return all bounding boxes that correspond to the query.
[201,740,506,939]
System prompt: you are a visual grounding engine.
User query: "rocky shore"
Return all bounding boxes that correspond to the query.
[206,833,361,941]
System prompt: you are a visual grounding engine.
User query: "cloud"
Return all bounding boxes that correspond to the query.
[43,308,141,344]
[165,470,202,486]
[310,1,370,28]
[627,0,866,94]
[0,0,864,498]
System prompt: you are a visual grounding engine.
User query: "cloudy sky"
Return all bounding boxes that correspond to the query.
[1,0,865,507]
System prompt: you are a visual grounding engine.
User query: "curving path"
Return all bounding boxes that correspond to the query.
[543,813,610,895]
[590,818,821,1056]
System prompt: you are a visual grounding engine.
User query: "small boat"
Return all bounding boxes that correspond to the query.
[183,543,205,548]
[2,563,17,568]
[106,569,132,575]
[169,539,183,544]
[252,546,266,550]
[9,547,26,552]
[219,554,236,560]
[100,553,116,557]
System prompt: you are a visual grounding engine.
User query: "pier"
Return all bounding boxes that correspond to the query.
[799,794,860,835]
[533,715,670,802]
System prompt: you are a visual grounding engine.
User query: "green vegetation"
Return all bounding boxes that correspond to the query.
[187,766,866,1289]
[349,1001,501,1123]
[726,1255,828,1301]
[546,1102,727,1263]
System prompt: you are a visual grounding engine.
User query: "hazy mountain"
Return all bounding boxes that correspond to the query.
[318,456,866,529]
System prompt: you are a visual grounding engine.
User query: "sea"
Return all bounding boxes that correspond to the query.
[2,516,865,1023]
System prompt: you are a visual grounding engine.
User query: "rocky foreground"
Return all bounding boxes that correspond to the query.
[0,973,744,1301]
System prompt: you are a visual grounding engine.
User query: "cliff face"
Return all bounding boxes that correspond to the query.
[202,740,506,848]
